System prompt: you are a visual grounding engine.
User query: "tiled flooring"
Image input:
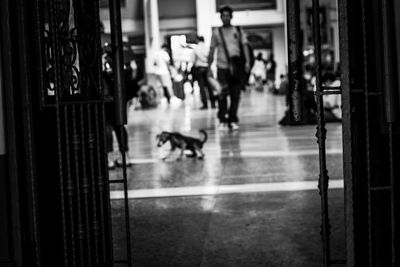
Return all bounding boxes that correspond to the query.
[109,88,345,266]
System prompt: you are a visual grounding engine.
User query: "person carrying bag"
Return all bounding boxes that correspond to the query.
[219,27,247,79]
[207,5,251,130]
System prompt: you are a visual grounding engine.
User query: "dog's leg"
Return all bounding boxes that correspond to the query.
[162,145,176,160]
[188,148,197,158]
[194,144,204,159]
[178,141,187,161]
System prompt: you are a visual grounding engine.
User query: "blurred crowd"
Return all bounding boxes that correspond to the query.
[101,6,342,166]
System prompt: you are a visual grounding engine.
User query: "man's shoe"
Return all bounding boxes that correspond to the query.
[230,122,240,130]
[218,123,228,131]
[200,105,208,110]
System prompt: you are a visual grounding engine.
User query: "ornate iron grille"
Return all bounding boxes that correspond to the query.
[33,0,127,265]
[42,0,103,107]
[288,0,400,266]
[310,0,344,265]
[1,0,132,265]
[286,0,345,266]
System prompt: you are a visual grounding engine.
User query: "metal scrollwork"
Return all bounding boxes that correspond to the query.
[37,0,111,265]
[59,0,81,97]
[43,0,102,105]
[43,0,83,104]
[76,4,101,98]
[45,29,56,96]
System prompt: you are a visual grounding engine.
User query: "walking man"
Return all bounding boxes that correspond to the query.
[208,5,251,130]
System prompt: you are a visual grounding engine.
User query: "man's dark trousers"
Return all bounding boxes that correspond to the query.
[217,68,241,123]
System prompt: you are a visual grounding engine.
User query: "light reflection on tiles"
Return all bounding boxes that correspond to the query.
[119,148,342,165]
[110,179,344,199]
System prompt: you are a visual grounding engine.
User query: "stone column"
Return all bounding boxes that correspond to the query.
[282,0,288,72]
[143,0,160,75]
[195,0,214,44]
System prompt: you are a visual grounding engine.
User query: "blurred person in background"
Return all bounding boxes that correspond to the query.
[153,43,181,106]
[250,52,266,92]
[102,50,134,169]
[275,73,289,95]
[208,5,251,130]
[125,56,144,109]
[266,53,277,92]
[321,72,342,121]
[191,35,216,109]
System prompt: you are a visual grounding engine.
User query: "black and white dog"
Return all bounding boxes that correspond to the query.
[156,130,208,160]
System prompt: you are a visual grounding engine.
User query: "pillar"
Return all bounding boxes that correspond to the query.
[195,0,215,44]
[283,0,288,73]
[143,0,160,74]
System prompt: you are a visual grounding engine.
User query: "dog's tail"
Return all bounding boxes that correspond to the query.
[199,129,208,144]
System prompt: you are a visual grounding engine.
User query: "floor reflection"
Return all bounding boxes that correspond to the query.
[110,90,345,266]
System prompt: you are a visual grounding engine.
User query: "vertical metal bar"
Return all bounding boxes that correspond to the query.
[98,103,115,264]
[0,26,4,158]
[117,124,132,267]
[92,0,111,262]
[79,104,93,266]
[15,0,42,264]
[93,0,104,98]
[381,0,398,123]
[395,0,400,109]
[95,104,109,264]
[337,2,355,265]
[63,106,77,267]
[109,0,126,126]
[34,0,47,108]
[71,105,85,266]
[312,0,331,266]
[0,0,24,264]
[48,0,69,264]
[86,104,100,265]
[109,0,132,265]
[381,0,397,265]
[360,0,373,265]
[286,0,303,122]
[388,124,396,266]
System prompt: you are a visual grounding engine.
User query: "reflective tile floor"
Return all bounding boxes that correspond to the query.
[109,88,345,267]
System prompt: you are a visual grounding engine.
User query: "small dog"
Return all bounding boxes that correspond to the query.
[156,130,208,160]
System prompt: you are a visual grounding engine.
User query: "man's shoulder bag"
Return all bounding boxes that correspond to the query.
[218,27,245,78]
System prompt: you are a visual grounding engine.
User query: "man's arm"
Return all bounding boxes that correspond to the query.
[243,45,251,73]
[190,48,196,65]
[240,27,251,73]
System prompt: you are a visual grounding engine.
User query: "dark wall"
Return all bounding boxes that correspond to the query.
[339,0,400,265]
[216,0,276,11]
[158,0,196,19]
[100,0,144,20]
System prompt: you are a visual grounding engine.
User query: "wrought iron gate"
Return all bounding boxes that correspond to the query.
[286,0,344,266]
[339,0,400,265]
[27,0,131,265]
[287,0,400,266]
